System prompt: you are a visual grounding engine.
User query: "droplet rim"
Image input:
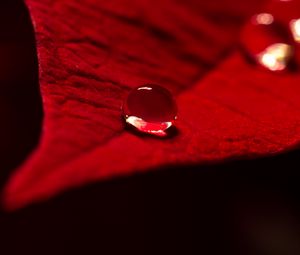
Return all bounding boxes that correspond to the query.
[122,84,178,137]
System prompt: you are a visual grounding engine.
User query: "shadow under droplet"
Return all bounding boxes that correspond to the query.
[0,1,43,187]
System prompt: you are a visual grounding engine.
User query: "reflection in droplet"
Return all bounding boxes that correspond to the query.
[125,116,173,137]
[290,19,300,42]
[258,43,294,71]
[254,13,274,25]
[122,85,177,137]
[241,13,294,71]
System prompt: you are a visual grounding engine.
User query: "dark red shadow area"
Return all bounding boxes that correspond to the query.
[0,1,42,187]
[0,150,300,255]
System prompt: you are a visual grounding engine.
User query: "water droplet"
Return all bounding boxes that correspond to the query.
[122,85,177,137]
[241,12,295,71]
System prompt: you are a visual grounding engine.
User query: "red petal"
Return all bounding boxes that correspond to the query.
[4,0,300,210]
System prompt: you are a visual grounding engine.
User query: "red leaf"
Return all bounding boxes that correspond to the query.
[3,0,300,210]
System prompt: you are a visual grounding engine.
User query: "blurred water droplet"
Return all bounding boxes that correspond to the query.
[241,13,294,71]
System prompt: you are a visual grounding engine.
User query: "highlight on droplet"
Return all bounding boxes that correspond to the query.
[290,19,300,42]
[254,13,275,25]
[258,43,294,71]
